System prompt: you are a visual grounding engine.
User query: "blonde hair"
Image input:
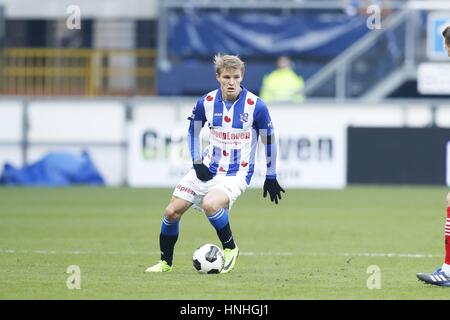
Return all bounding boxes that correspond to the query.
[214,53,245,76]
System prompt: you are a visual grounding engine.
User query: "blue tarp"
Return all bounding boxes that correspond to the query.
[168,12,369,58]
[0,151,105,186]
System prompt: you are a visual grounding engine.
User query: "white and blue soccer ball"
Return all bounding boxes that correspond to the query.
[192,244,225,274]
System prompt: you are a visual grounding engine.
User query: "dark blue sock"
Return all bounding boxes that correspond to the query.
[207,208,236,250]
[159,215,179,266]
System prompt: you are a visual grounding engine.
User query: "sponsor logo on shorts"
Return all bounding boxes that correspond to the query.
[176,184,196,196]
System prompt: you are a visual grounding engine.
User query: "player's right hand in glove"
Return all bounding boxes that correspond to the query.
[263,178,285,204]
[193,163,213,182]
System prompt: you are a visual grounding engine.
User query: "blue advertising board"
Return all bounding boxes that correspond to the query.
[427,12,450,60]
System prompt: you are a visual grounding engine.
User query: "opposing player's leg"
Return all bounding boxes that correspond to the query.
[416,192,450,286]
[145,196,192,273]
[202,188,239,274]
[416,268,450,287]
[443,192,450,275]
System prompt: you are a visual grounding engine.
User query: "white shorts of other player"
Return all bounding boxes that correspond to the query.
[173,169,248,213]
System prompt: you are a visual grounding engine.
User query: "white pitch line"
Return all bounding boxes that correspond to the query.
[342,252,442,258]
[302,252,444,259]
[0,248,443,258]
[240,252,294,256]
[0,249,295,256]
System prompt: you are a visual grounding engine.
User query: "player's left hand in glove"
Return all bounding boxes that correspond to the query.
[263,178,285,204]
[193,163,213,182]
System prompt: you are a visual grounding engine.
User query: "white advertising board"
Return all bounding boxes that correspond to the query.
[128,107,347,189]
[417,63,450,95]
[426,12,450,60]
[0,101,23,141]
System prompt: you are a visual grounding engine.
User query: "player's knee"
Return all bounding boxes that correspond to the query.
[164,205,181,222]
[446,192,450,207]
[201,199,220,215]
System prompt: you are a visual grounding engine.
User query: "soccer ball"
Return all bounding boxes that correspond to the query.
[192,244,225,274]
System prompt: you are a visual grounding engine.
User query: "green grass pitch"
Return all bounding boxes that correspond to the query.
[1,186,450,299]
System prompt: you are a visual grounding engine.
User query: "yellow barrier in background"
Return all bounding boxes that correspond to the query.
[0,48,157,96]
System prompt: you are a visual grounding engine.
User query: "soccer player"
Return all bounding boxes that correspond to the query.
[416,27,450,286]
[416,193,450,286]
[145,54,285,273]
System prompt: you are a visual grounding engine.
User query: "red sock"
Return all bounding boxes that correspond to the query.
[445,207,450,265]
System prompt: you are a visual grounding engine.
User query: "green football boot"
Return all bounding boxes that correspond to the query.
[145,260,172,273]
[221,247,239,274]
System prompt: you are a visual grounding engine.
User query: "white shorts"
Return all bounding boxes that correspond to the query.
[173,169,248,213]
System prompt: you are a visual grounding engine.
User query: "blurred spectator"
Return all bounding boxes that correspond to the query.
[259,56,305,103]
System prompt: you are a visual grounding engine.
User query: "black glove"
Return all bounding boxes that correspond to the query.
[193,163,213,182]
[263,179,285,204]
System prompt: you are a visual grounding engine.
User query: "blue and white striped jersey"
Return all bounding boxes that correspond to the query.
[188,86,277,185]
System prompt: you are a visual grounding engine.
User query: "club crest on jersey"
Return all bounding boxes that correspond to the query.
[240,113,249,123]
